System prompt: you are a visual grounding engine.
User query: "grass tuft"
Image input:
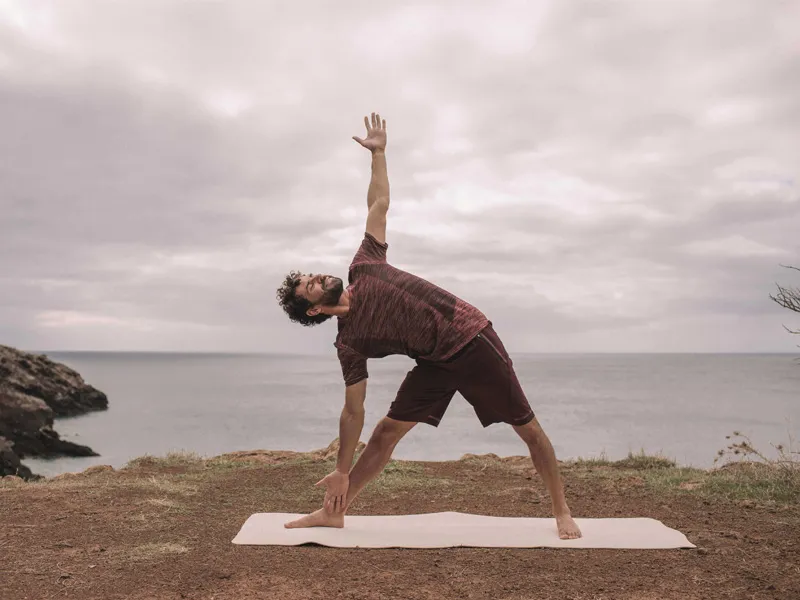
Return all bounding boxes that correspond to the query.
[127,542,189,561]
[366,460,452,491]
[571,451,613,467]
[125,451,204,469]
[568,439,798,504]
[706,430,800,504]
[571,450,675,469]
[615,449,677,469]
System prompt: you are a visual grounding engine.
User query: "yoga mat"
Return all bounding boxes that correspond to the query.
[232,512,695,549]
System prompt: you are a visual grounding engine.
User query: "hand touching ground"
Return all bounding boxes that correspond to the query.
[283,470,350,529]
[317,469,349,513]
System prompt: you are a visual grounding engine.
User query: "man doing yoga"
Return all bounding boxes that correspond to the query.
[276,113,581,539]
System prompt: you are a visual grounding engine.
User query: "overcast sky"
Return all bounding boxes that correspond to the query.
[1,0,798,354]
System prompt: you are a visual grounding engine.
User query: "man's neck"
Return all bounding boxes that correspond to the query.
[326,289,351,318]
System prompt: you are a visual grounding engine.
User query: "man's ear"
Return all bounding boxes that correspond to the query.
[307,306,320,317]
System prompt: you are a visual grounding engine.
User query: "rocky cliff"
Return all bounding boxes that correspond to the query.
[0,345,108,480]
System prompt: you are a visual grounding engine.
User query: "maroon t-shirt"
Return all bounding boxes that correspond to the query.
[334,232,489,386]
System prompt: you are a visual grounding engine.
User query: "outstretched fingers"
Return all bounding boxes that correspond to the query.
[370,112,387,129]
[363,112,387,133]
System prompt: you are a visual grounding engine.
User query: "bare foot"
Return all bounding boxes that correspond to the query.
[284,508,344,529]
[556,513,582,539]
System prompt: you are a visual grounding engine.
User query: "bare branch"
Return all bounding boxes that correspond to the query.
[770,267,800,314]
[771,265,800,350]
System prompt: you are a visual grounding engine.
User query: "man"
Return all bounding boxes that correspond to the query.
[276,113,581,539]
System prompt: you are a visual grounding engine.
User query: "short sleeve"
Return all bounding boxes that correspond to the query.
[336,344,369,387]
[350,232,388,268]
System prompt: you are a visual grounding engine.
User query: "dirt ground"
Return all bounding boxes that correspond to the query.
[1,450,798,600]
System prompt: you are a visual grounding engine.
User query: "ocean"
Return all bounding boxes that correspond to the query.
[21,352,800,477]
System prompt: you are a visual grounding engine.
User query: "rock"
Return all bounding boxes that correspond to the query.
[0,389,98,458]
[0,345,108,417]
[309,438,367,461]
[0,344,108,480]
[459,452,501,461]
[0,437,41,480]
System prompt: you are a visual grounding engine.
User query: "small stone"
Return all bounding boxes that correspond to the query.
[697,548,709,555]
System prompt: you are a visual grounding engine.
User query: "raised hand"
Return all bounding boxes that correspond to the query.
[353,112,387,153]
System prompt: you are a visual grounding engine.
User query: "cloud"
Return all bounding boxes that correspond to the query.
[0,0,798,353]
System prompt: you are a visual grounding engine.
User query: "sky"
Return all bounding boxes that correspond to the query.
[1,0,799,354]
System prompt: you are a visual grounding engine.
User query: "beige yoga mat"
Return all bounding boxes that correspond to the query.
[232,512,695,549]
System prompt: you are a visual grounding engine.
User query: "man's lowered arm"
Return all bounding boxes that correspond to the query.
[336,379,367,475]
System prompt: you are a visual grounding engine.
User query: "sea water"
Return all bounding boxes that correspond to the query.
[21,352,800,477]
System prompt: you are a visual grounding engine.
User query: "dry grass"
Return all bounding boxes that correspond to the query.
[368,459,454,491]
[126,542,189,562]
[568,434,800,505]
[125,450,319,472]
[4,436,798,506]
[571,449,677,469]
[142,497,182,509]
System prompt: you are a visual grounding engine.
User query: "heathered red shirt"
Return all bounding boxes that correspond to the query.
[334,232,489,387]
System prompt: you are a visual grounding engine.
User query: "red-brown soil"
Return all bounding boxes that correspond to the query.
[1,451,797,600]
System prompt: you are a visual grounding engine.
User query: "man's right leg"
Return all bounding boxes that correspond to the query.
[344,416,417,508]
[284,416,416,528]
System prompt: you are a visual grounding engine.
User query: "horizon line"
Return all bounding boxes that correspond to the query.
[19,349,800,356]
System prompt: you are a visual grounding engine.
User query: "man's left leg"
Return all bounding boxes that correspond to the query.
[513,417,582,539]
[456,324,582,540]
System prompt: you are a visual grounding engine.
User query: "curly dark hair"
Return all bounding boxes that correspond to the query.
[276,270,333,327]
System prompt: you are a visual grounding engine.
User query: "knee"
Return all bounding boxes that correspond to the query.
[514,418,547,448]
[371,418,405,448]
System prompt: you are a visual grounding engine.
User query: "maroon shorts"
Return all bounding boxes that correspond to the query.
[387,323,535,428]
